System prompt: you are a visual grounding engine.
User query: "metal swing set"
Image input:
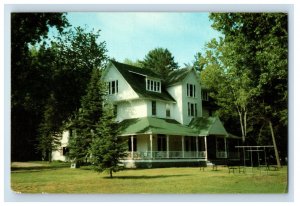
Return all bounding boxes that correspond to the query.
[235,145,277,173]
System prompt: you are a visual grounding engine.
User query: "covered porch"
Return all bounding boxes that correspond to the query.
[189,116,241,160]
[124,134,208,160]
[119,117,208,161]
[119,116,240,164]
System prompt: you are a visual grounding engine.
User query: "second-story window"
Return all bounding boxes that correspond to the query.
[187,84,196,98]
[152,101,157,116]
[201,91,209,101]
[166,104,171,117]
[188,102,197,117]
[108,80,118,94]
[146,78,161,92]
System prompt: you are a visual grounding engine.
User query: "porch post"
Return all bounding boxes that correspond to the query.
[131,135,134,159]
[237,139,240,158]
[181,136,185,158]
[224,137,227,158]
[150,134,153,159]
[204,136,208,161]
[196,136,199,158]
[166,135,169,158]
[216,137,218,158]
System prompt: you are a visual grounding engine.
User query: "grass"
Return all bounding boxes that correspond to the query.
[10,162,288,194]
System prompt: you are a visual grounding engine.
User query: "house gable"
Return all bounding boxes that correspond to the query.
[189,116,228,137]
[103,62,139,102]
[166,68,202,125]
[110,61,175,103]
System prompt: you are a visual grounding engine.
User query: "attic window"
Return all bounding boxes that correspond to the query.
[108,80,118,94]
[146,78,161,92]
[187,84,196,98]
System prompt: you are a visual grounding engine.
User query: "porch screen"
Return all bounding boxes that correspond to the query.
[157,135,166,151]
[128,137,137,151]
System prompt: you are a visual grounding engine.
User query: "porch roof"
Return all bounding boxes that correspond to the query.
[119,117,198,136]
[189,116,229,137]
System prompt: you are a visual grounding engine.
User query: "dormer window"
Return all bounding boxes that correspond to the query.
[146,78,161,92]
[108,80,118,94]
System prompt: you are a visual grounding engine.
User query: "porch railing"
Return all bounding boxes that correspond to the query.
[227,152,240,159]
[216,151,227,158]
[125,151,207,160]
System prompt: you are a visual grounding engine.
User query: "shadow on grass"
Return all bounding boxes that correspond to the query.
[11,163,70,172]
[104,174,191,179]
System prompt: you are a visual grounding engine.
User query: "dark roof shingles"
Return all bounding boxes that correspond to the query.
[111,60,175,102]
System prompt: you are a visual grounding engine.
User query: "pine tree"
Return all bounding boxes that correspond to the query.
[37,93,61,162]
[68,68,107,166]
[89,104,127,178]
[140,47,179,80]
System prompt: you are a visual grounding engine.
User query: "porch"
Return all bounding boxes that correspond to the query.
[123,134,240,161]
[119,117,241,167]
[126,150,207,160]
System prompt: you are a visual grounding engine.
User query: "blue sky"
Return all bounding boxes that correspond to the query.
[66,12,221,67]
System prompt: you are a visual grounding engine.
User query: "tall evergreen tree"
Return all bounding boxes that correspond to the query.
[89,104,127,178]
[68,68,107,165]
[140,47,179,79]
[37,93,61,162]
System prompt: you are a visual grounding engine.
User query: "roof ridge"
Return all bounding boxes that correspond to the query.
[167,68,193,86]
[111,60,160,78]
[206,116,216,135]
[144,117,153,134]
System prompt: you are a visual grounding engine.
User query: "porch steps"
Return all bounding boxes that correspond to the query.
[206,161,214,166]
[206,159,228,166]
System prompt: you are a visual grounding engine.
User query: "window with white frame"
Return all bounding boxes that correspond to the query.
[152,101,157,116]
[146,78,161,92]
[108,80,118,94]
[188,102,197,117]
[166,103,171,117]
[187,84,196,98]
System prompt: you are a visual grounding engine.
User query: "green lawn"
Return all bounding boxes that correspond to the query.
[11,162,288,194]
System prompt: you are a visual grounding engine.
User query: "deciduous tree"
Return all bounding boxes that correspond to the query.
[11,13,69,161]
[204,13,288,166]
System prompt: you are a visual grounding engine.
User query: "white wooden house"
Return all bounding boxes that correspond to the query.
[52,60,242,168]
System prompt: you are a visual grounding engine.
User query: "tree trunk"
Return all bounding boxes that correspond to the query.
[244,110,247,140]
[238,111,245,143]
[48,149,52,163]
[110,169,113,178]
[269,120,281,168]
